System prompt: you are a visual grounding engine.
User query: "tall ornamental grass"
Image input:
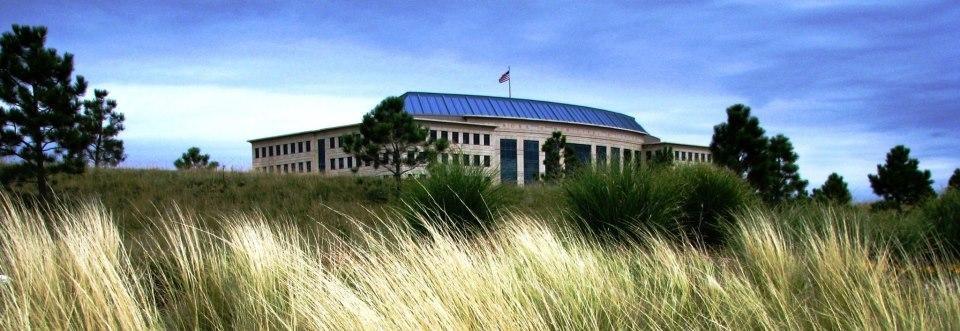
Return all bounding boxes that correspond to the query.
[562,164,757,244]
[1,195,958,329]
[403,162,506,234]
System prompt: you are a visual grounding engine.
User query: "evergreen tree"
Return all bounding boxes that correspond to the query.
[710,104,772,194]
[765,134,808,202]
[562,144,581,177]
[174,147,219,170]
[0,25,89,198]
[812,172,852,205]
[948,168,960,191]
[541,131,567,181]
[651,146,674,167]
[342,96,448,193]
[868,145,934,209]
[82,89,125,167]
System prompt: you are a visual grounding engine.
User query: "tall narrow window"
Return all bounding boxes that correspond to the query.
[306,140,311,152]
[484,155,491,167]
[330,138,335,149]
[473,154,480,166]
[283,164,289,173]
[596,146,607,165]
[298,162,304,172]
[441,131,448,141]
[338,158,344,169]
[254,147,259,158]
[463,132,470,144]
[452,132,460,144]
[523,140,539,184]
[483,134,490,146]
[298,141,304,153]
[474,133,481,145]
[283,144,288,155]
[347,157,353,169]
[430,130,437,141]
[306,161,312,172]
[463,154,470,165]
[330,158,336,170]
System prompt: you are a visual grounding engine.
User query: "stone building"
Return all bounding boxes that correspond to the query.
[249,92,711,185]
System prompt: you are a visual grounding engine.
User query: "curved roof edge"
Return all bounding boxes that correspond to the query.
[401,91,648,134]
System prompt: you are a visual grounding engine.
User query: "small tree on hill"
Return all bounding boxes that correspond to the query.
[868,145,934,209]
[948,168,960,192]
[765,134,808,203]
[0,25,90,198]
[710,104,769,187]
[81,89,125,167]
[342,96,448,193]
[812,173,851,205]
[651,146,674,167]
[174,147,219,170]
[542,131,574,181]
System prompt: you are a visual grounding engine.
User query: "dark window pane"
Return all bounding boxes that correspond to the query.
[500,139,517,184]
[306,141,311,152]
[483,134,490,146]
[474,133,480,145]
[596,146,607,165]
[523,140,539,184]
[463,132,470,144]
[298,142,304,153]
[484,155,491,167]
[452,132,459,144]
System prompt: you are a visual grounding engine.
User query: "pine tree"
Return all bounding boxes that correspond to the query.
[765,134,808,203]
[342,96,448,193]
[948,168,960,191]
[812,173,852,205]
[541,131,566,181]
[82,89,125,167]
[868,145,934,209]
[0,25,89,198]
[651,146,674,167]
[710,104,771,194]
[174,147,219,170]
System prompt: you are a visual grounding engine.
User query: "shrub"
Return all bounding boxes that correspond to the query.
[562,164,756,245]
[921,190,960,254]
[674,165,758,246]
[561,164,683,239]
[403,162,505,234]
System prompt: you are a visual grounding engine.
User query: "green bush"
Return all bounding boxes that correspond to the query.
[561,164,682,239]
[562,164,757,245]
[921,190,960,254]
[674,165,758,246]
[403,162,505,234]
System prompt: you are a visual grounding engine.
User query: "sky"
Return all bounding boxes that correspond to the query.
[1,1,958,201]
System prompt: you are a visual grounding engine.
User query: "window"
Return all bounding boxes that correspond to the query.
[338,158,344,169]
[254,147,259,158]
[318,139,326,171]
[463,154,470,165]
[483,134,490,146]
[500,139,517,184]
[473,154,481,166]
[330,158,336,170]
[298,162,304,172]
[268,146,274,157]
[262,147,267,158]
[452,132,459,144]
[441,131,448,141]
[337,136,343,148]
[523,140,539,184]
[430,130,437,141]
[474,133,480,145]
[281,144,287,155]
[290,142,296,153]
[484,155,491,167]
[596,146,607,165]
[276,165,281,172]
[675,150,680,159]
[306,141,311,152]
[463,132,470,144]
[306,161,312,172]
[624,149,632,164]
[283,164,289,173]
[329,138,335,149]
[347,157,353,169]
[646,151,652,161]
[298,142,304,153]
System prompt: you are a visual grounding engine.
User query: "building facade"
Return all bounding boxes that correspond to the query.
[248,92,712,185]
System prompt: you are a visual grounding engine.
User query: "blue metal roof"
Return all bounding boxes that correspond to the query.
[401,92,648,133]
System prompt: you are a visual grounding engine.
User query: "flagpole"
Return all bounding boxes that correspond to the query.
[508,66,511,98]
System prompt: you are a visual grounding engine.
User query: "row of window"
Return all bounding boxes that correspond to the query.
[675,150,711,162]
[439,153,492,167]
[254,140,312,158]
[429,130,491,146]
[261,161,312,173]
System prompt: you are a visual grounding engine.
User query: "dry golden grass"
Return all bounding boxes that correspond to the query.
[0,195,958,329]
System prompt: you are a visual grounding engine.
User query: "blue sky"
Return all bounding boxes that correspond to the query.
[2,1,958,200]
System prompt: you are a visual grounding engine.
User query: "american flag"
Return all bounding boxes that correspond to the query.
[499,70,510,83]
